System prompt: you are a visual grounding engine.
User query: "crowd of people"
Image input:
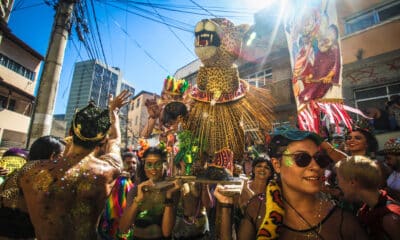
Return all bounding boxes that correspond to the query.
[0,90,399,239]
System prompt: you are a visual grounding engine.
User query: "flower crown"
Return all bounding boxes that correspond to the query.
[137,139,150,158]
[348,118,374,135]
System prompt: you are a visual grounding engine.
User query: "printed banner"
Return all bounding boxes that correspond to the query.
[285,0,351,133]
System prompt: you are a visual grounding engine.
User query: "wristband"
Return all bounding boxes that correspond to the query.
[164,197,174,206]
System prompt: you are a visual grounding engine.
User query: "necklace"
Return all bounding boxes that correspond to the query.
[283,198,325,240]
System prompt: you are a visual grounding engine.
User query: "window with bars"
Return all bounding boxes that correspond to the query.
[354,83,400,110]
[0,53,35,81]
[345,1,400,35]
[245,68,272,88]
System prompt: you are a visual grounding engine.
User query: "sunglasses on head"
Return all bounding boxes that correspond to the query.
[282,151,330,168]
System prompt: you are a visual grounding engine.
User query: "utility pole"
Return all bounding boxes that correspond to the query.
[28,0,76,146]
[0,0,14,45]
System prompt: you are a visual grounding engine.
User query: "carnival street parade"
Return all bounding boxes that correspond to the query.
[0,0,399,239]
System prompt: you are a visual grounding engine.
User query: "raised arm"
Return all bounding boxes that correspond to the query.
[320,141,348,163]
[107,89,132,154]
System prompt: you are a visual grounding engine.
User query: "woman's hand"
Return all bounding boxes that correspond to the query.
[166,179,182,199]
[136,179,155,202]
[214,184,234,204]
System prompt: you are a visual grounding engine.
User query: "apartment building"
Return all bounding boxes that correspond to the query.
[0,24,43,148]
[338,0,400,111]
[65,60,122,132]
[128,90,160,149]
[120,80,135,148]
[175,0,400,130]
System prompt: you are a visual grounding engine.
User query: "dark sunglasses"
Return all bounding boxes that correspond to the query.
[282,151,330,168]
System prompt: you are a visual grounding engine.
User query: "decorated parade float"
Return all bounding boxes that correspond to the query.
[138,1,372,191]
[140,17,276,190]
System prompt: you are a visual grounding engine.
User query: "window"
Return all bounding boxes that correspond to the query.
[245,68,272,88]
[345,1,400,35]
[0,95,16,111]
[354,83,400,110]
[135,116,138,125]
[136,98,141,108]
[0,53,35,81]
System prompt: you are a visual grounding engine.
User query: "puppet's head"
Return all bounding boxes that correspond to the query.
[194,18,249,67]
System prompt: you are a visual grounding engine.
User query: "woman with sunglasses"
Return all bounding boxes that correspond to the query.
[214,128,367,240]
[119,147,181,240]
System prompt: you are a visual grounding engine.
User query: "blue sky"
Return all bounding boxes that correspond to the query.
[8,0,269,114]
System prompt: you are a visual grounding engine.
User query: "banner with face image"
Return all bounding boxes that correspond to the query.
[284,0,352,133]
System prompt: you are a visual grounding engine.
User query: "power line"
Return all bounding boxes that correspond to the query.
[11,2,46,12]
[189,0,218,18]
[89,0,108,67]
[104,5,115,64]
[119,0,255,14]
[147,0,195,57]
[103,2,193,33]
[123,2,194,28]
[108,15,170,73]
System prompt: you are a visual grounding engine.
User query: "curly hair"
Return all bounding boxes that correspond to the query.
[250,157,274,182]
[72,101,111,149]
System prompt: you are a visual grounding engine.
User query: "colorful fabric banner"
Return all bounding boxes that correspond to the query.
[285,0,352,133]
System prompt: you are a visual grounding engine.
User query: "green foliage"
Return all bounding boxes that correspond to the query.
[174,130,201,165]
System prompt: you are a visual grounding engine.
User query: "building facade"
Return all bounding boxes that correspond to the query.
[338,0,400,112]
[51,114,67,139]
[120,80,135,148]
[173,0,400,136]
[0,24,43,148]
[128,90,160,150]
[65,60,122,131]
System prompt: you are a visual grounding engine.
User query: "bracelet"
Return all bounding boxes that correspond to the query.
[164,197,174,206]
[219,203,234,209]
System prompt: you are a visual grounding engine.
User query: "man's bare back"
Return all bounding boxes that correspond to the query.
[19,152,121,239]
[19,90,130,239]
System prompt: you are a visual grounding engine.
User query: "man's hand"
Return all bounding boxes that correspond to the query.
[108,89,131,112]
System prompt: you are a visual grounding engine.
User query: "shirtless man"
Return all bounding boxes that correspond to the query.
[19,90,131,239]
